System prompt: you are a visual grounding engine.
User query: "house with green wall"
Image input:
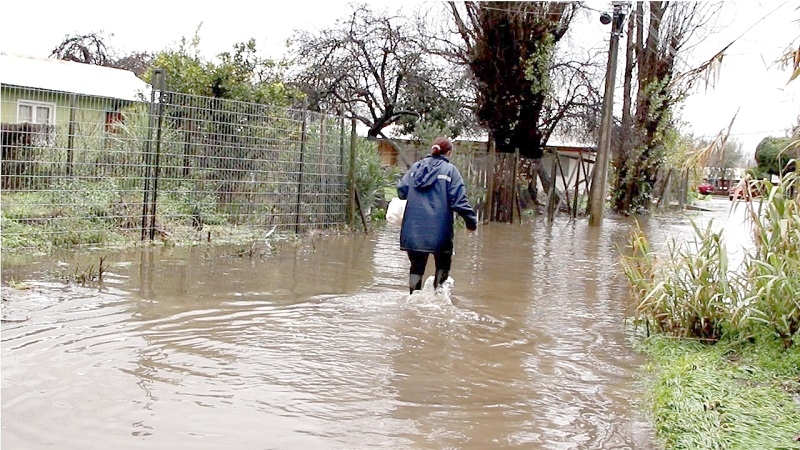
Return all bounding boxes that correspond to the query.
[1,52,150,125]
[1,53,151,186]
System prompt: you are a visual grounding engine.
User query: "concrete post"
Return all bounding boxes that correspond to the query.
[588,3,626,226]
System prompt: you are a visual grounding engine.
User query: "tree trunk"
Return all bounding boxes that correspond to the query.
[613,1,669,214]
[613,5,638,212]
[619,7,636,158]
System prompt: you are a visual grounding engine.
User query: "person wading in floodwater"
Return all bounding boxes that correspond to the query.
[397,136,478,294]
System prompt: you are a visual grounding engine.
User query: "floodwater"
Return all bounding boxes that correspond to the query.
[1,197,750,449]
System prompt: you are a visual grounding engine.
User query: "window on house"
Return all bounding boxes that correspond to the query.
[17,100,55,125]
[17,100,56,146]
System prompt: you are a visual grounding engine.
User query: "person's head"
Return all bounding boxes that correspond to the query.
[430,136,453,157]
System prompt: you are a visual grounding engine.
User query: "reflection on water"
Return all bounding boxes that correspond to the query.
[1,198,745,449]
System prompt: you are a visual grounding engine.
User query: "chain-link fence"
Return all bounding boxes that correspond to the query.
[1,82,354,251]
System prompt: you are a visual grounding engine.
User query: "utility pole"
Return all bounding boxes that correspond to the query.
[588,2,626,226]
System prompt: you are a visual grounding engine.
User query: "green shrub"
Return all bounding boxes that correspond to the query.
[50,178,120,220]
[621,166,800,347]
[622,221,738,342]
[736,171,800,347]
[353,137,401,224]
[158,182,228,227]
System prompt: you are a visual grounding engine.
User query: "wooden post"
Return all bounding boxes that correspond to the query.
[573,149,582,218]
[511,148,519,223]
[657,169,673,209]
[584,155,595,217]
[589,3,625,226]
[556,153,572,216]
[515,182,523,224]
[354,189,369,234]
[547,153,558,222]
[486,138,496,223]
[678,169,689,209]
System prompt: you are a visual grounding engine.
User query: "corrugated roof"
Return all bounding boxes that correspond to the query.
[0,53,151,101]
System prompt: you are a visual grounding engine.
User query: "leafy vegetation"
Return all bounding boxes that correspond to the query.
[754,136,798,175]
[145,28,300,106]
[622,170,800,344]
[737,173,800,347]
[613,2,722,215]
[352,137,402,227]
[444,2,585,159]
[622,220,738,341]
[621,167,800,448]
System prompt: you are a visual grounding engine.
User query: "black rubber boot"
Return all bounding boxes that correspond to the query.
[434,269,449,290]
[409,274,423,294]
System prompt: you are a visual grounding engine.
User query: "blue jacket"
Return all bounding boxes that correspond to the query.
[397,155,477,253]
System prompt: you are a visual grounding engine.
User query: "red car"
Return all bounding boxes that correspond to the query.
[729,181,762,201]
[698,182,715,195]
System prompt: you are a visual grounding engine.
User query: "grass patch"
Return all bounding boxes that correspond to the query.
[636,334,800,449]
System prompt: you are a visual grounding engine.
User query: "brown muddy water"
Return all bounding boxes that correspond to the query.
[1,197,750,449]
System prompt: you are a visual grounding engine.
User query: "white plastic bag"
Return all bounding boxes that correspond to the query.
[386,197,407,226]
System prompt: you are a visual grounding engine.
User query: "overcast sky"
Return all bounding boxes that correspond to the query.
[1,0,797,157]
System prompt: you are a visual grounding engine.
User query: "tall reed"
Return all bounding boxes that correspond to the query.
[736,170,800,347]
[621,221,737,342]
[621,167,800,347]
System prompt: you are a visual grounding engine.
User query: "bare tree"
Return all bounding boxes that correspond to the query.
[705,138,744,184]
[289,4,467,141]
[612,1,722,214]
[442,1,591,159]
[415,1,602,216]
[51,31,153,77]
[51,32,113,65]
[109,52,154,78]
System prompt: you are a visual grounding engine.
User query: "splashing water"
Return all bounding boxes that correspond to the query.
[405,275,455,306]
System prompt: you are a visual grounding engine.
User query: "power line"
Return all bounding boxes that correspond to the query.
[472,3,578,19]
[726,0,790,49]
[676,0,791,74]
[693,129,792,137]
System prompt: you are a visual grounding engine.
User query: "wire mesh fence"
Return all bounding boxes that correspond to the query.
[1,82,353,251]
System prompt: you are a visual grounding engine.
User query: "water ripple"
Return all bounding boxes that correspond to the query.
[1,204,743,448]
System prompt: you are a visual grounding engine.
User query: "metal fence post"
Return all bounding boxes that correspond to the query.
[141,69,166,241]
[141,73,158,240]
[295,99,309,234]
[348,119,357,229]
[319,115,327,224]
[66,93,76,177]
[148,70,167,240]
[339,113,345,223]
